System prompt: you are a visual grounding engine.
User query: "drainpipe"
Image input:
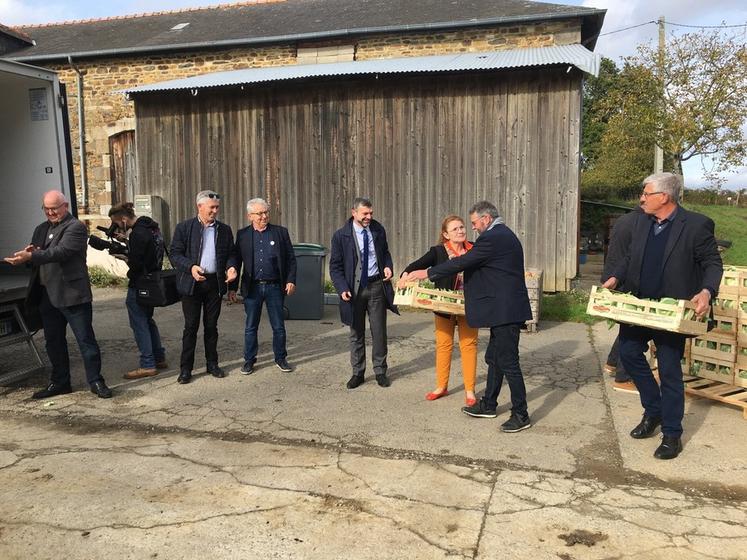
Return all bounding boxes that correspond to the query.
[67,56,88,212]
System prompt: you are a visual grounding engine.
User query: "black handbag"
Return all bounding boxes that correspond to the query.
[135,269,181,307]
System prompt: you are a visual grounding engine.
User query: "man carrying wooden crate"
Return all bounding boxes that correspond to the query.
[603,173,722,460]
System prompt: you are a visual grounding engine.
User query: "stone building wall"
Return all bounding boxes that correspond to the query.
[38,18,581,217]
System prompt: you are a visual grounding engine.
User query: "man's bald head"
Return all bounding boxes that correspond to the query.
[42,190,69,224]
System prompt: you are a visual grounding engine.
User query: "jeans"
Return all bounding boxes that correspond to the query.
[180,275,222,372]
[350,279,387,377]
[243,282,287,364]
[619,324,686,437]
[39,287,103,386]
[481,323,528,418]
[126,287,165,369]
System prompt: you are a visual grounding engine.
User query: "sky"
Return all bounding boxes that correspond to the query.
[1,0,746,189]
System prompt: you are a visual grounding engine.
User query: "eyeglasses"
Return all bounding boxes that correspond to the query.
[640,191,665,198]
[199,192,221,200]
[447,225,466,233]
[42,203,67,212]
[250,211,269,216]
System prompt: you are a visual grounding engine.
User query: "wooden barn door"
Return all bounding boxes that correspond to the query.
[110,130,137,204]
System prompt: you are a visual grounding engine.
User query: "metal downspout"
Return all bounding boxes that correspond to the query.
[67,55,88,211]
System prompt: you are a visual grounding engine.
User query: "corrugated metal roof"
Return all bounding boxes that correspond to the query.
[122,44,600,95]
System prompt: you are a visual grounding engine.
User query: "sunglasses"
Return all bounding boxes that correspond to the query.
[204,192,221,200]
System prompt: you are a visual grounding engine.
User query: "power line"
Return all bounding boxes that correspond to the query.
[598,21,656,37]
[668,21,747,29]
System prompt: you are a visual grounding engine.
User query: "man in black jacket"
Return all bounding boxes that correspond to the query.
[228,198,297,374]
[603,173,722,459]
[170,190,237,384]
[108,202,167,380]
[407,201,533,433]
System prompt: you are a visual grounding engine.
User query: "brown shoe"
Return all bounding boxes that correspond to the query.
[124,368,158,380]
[612,380,638,394]
[156,360,169,370]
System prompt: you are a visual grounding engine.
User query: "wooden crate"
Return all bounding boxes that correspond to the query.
[711,314,738,336]
[713,293,739,318]
[739,296,747,321]
[735,355,747,389]
[689,356,735,385]
[394,282,465,315]
[525,268,543,289]
[719,266,747,296]
[739,320,747,347]
[691,332,738,363]
[586,286,708,336]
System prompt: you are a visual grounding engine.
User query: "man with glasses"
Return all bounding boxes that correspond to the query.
[4,190,113,399]
[228,198,296,374]
[330,197,398,389]
[603,173,722,459]
[170,190,237,384]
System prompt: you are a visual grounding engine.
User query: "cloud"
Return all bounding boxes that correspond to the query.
[0,0,68,25]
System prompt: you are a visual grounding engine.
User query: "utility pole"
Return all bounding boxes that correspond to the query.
[654,16,665,174]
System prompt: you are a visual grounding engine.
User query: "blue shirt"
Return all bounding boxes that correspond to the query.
[352,222,379,277]
[199,220,217,273]
[652,206,678,236]
[252,228,279,281]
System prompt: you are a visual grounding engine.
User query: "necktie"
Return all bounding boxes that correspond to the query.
[360,229,370,289]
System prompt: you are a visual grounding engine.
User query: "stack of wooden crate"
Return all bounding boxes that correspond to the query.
[688,266,747,387]
[524,268,543,333]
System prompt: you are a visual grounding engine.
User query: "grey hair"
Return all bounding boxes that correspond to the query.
[642,172,682,200]
[195,190,220,204]
[246,197,269,212]
[469,200,500,219]
[352,197,372,210]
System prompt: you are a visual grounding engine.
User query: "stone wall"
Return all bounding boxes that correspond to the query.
[40,18,581,218]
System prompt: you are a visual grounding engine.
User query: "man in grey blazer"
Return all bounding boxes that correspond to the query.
[4,190,112,399]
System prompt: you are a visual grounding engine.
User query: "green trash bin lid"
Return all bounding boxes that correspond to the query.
[293,243,327,256]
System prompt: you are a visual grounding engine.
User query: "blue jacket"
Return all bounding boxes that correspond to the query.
[428,223,532,328]
[169,217,235,297]
[329,218,398,326]
[231,223,297,296]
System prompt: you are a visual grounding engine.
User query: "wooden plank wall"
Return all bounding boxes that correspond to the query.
[134,68,581,291]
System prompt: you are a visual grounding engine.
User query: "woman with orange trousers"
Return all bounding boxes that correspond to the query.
[398,215,478,406]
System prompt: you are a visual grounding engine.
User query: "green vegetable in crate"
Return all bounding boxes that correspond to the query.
[657,297,677,316]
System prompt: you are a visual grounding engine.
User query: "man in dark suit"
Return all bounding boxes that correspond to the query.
[407,200,533,432]
[169,190,237,384]
[4,190,112,399]
[228,198,297,374]
[330,197,398,389]
[603,173,722,459]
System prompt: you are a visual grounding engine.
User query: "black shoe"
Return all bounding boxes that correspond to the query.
[89,380,113,399]
[346,375,364,389]
[654,436,682,460]
[177,370,192,384]
[275,359,294,373]
[31,382,72,400]
[630,415,661,439]
[500,413,531,433]
[207,364,225,378]
[462,401,497,418]
[240,362,254,375]
[375,374,391,387]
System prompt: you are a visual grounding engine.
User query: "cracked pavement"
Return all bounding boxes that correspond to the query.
[0,288,745,559]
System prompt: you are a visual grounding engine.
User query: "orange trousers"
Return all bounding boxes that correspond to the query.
[434,313,478,392]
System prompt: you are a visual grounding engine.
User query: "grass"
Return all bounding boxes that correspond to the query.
[683,203,747,266]
[88,266,128,288]
[541,290,600,325]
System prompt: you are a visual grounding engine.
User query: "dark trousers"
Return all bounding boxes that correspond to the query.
[606,333,631,382]
[180,275,222,372]
[125,287,165,369]
[39,287,103,386]
[481,323,528,418]
[349,279,387,377]
[619,324,686,437]
[243,282,287,364]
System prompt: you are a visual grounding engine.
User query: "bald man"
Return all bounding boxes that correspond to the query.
[5,190,113,399]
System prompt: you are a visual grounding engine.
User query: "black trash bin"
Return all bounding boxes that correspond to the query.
[284,243,327,320]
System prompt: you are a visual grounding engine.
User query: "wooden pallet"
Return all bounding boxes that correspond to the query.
[684,375,747,419]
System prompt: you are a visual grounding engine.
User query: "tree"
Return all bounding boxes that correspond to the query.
[606,28,747,186]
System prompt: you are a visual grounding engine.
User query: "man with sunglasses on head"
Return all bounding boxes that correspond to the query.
[4,190,112,399]
[228,198,297,374]
[603,173,722,460]
[170,190,237,384]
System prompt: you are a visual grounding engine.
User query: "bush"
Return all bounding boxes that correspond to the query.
[89,266,127,288]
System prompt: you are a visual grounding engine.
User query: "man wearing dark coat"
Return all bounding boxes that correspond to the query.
[604,173,722,460]
[330,197,398,389]
[407,200,533,433]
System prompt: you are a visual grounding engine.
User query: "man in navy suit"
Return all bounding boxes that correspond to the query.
[330,197,398,389]
[407,201,533,433]
[604,173,722,460]
[229,198,297,374]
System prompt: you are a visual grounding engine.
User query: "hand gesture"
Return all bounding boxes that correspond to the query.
[285,282,296,296]
[191,265,206,282]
